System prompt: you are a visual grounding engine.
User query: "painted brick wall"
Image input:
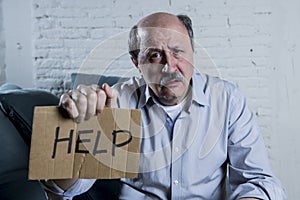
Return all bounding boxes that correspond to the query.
[32,0,273,145]
[0,0,5,85]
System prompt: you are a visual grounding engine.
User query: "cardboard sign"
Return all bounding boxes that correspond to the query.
[29,106,141,180]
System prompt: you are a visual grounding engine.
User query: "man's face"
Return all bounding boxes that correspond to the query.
[136,26,194,106]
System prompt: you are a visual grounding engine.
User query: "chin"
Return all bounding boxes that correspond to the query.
[159,93,183,105]
[159,98,179,106]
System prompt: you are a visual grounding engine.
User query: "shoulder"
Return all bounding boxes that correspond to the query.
[194,73,238,93]
[194,73,246,106]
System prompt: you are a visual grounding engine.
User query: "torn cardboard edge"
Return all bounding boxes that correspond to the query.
[29,106,141,180]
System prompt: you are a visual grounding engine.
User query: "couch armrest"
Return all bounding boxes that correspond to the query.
[0,84,59,200]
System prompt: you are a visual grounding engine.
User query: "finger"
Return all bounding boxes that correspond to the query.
[90,84,106,114]
[95,89,107,114]
[90,84,107,114]
[90,84,99,92]
[59,93,79,119]
[77,84,97,120]
[69,89,87,123]
[102,83,118,107]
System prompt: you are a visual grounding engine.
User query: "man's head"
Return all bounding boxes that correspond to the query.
[128,12,195,106]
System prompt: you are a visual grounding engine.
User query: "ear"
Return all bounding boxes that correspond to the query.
[131,56,138,67]
[131,56,142,74]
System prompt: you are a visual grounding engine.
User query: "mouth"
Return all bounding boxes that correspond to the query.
[160,79,182,88]
[159,72,185,89]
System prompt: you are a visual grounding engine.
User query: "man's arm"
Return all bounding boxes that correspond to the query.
[227,87,286,199]
[240,199,259,200]
[41,179,96,199]
[54,179,78,190]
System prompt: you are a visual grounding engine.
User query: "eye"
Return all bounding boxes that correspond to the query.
[149,51,162,63]
[172,49,183,57]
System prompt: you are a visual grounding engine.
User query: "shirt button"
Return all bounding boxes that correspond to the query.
[175,147,179,153]
[173,180,179,185]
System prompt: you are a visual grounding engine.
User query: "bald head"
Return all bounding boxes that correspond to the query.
[138,13,183,28]
[128,12,194,61]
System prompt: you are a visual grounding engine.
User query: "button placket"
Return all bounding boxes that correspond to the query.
[170,119,182,199]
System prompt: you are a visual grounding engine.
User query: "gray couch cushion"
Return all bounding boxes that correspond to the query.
[0,84,59,200]
[0,87,59,145]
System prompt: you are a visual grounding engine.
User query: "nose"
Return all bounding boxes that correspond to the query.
[162,51,177,73]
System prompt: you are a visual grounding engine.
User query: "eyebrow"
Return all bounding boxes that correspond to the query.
[167,45,184,52]
[168,45,181,49]
[142,47,162,54]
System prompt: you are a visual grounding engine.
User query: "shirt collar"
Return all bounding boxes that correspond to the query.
[137,78,153,109]
[191,73,210,107]
[136,73,210,109]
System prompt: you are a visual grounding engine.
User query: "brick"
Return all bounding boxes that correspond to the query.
[63,59,83,70]
[63,39,101,49]
[33,49,49,59]
[228,34,270,47]
[34,17,59,30]
[60,18,113,28]
[34,38,64,49]
[68,48,89,59]
[59,0,104,9]
[195,16,228,27]
[34,7,87,18]
[35,78,63,88]
[47,49,70,58]
[32,0,61,9]
[113,16,138,28]
[89,29,106,39]
[205,46,269,58]
[36,58,66,69]
[50,8,87,18]
[226,0,254,7]
[87,8,114,18]
[198,25,256,38]
[40,28,88,39]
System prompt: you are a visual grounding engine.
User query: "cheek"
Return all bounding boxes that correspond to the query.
[179,62,194,79]
[139,65,162,83]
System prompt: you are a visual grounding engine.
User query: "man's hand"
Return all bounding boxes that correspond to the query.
[52,83,118,191]
[60,83,118,123]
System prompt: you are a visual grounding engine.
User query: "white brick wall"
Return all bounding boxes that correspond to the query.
[0,0,5,85]
[31,0,273,143]
[32,0,272,142]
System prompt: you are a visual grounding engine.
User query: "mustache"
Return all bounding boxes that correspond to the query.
[160,72,184,86]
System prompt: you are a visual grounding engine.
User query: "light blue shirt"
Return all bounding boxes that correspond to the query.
[43,73,286,199]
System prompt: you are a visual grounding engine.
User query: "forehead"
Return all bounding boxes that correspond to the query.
[138,27,190,49]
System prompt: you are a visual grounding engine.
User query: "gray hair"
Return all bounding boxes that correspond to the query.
[128,14,194,61]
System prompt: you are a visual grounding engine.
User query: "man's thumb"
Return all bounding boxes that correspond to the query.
[102,83,118,107]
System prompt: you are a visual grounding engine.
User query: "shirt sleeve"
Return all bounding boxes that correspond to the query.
[41,179,96,200]
[227,88,286,200]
